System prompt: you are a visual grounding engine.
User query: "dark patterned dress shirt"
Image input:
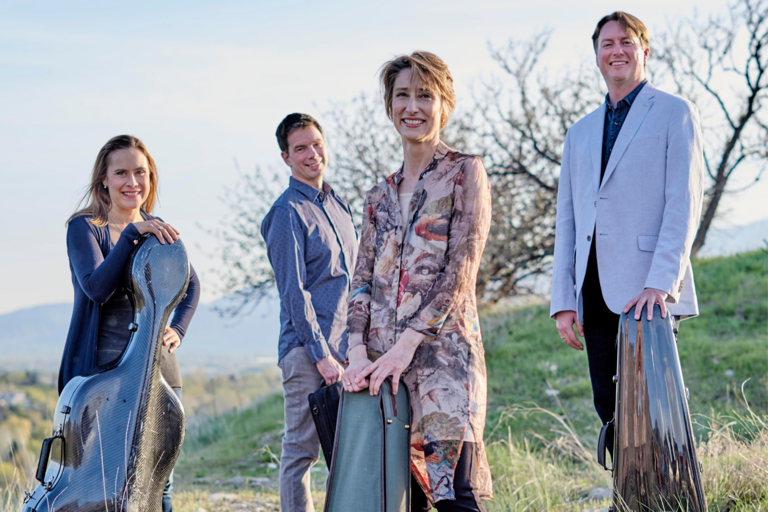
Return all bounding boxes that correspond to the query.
[601,80,647,180]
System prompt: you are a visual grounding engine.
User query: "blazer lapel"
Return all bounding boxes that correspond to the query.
[590,104,606,194]
[600,84,656,190]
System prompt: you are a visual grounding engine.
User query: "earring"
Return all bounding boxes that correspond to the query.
[103,184,107,189]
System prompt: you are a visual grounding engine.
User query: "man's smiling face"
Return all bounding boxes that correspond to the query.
[596,20,648,91]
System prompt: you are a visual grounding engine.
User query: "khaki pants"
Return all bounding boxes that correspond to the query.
[278,347,324,512]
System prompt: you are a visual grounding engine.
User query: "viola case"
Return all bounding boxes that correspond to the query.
[598,304,707,512]
[324,378,411,512]
[23,235,190,512]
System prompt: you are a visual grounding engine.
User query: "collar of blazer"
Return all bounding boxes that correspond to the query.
[590,82,658,193]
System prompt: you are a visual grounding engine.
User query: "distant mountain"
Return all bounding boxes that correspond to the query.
[697,217,768,258]
[1,217,764,373]
[0,295,281,373]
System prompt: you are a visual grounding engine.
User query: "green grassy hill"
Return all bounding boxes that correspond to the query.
[170,250,767,511]
[2,251,766,511]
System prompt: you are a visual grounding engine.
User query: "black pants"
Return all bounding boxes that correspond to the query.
[411,442,487,512]
[582,240,620,457]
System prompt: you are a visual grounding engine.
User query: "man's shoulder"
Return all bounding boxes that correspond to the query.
[568,105,603,137]
[649,86,697,114]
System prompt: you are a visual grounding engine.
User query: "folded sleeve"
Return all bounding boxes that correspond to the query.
[169,263,201,340]
[550,130,579,317]
[346,191,377,358]
[67,216,142,304]
[263,206,331,363]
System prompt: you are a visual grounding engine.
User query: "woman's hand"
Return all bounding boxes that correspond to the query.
[133,219,179,245]
[162,326,181,354]
[357,328,425,396]
[342,345,373,393]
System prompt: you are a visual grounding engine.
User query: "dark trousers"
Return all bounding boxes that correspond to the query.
[161,388,182,512]
[582,241,620,457]
[411,442,487,512]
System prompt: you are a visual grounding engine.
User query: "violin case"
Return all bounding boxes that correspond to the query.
[598,304,707,512]
[324,378,411,512]
[23,235,190,512]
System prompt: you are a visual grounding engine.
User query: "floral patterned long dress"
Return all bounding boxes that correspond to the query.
[347,142,493,503]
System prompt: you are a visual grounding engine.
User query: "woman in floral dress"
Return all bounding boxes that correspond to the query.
[343,51,493,511]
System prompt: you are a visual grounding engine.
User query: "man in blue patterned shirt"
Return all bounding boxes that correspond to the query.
[261,113,358,512]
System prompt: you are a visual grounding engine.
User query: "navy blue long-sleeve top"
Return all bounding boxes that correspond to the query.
[261,178,358,364]
[58,213,200,394]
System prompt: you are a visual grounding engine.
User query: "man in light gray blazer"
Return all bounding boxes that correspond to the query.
[550,11,704,454]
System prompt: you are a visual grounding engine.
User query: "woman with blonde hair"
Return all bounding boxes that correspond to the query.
[343,52,492,511]
[59,135,200,512]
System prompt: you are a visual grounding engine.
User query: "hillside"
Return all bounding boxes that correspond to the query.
[168,250,767,511]
[1,250,766,511]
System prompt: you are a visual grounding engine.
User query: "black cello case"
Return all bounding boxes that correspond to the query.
[598,304,707,512]
[23,235,190,512]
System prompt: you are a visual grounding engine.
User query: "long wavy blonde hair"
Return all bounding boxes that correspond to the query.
[68,135,158,227]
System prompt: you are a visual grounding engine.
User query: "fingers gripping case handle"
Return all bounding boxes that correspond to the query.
[597,418,614,471]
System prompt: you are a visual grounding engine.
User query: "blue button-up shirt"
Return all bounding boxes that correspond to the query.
[261,177,358,364]
[601,80,647,180]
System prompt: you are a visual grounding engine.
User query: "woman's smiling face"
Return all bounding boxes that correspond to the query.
[391,68,442,144]
[102,147,150,213]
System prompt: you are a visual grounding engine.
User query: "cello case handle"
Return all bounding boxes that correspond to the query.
[35,431,62,484]
[597,418,614,471]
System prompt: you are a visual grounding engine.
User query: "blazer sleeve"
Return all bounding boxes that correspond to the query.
[644,99,704,301]
[67,216,142,304]
[550,130,579,317]
[346,191,376,358]
[408,156,492,337]
[169,263,201,340]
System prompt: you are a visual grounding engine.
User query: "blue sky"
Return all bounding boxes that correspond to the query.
[1,0,763,314]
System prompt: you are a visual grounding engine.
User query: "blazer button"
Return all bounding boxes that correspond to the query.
[587,235,592,241]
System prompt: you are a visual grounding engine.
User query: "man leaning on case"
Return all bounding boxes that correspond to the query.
[550,12,704,456]
[261,113,358,512]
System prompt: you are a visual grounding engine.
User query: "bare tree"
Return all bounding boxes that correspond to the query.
[210,32,597,313]
[212,2,766,315]
[471,31,603,300]
[654,0,768,256]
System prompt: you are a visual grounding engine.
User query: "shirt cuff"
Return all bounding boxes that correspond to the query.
[303,338,332,364]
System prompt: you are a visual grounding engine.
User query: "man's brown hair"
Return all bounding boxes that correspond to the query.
[379,51,456,130]
[592,11,650,52]
[276,113,324,153]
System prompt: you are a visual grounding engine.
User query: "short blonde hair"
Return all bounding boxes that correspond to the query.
[68,135,158,227]
[379,51,456,130]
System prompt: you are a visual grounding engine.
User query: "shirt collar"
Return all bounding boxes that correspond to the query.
[389,141,451,187]
[289,176,333,202]
[606,80,647,111]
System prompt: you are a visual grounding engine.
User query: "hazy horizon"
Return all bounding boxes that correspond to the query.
[2,0,765,315]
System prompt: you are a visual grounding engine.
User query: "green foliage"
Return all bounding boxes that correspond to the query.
[175,393,286,480]
[482,250,768,446]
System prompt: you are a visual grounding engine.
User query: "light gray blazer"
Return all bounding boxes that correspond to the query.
[550,83,704,322]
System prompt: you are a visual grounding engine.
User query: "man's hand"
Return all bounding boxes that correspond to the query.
[554,310,584,351]
[316,356,344,385]
[623,288,668,321]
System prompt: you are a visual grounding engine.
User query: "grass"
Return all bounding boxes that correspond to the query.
[2,250,766,511]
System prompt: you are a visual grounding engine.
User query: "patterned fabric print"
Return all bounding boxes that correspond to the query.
[347,142,493,503]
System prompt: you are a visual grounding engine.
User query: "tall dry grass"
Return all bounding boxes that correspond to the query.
[486,391,768,512]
